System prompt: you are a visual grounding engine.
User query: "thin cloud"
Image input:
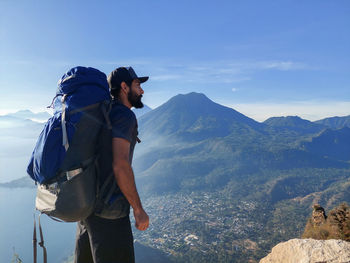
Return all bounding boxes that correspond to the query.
[257,61,307,71]
[151,74,183,81]
[16,58,309,85]
[125,59,310,85]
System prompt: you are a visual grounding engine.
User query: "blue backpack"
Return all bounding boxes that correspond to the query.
[27,66,112,222]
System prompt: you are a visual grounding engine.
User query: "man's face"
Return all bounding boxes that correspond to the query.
[128,79,144,109]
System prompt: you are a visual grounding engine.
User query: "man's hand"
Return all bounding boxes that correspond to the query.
[133,208,149,231]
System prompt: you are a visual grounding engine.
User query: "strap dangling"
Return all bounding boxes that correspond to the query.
[33,214,37,263]
[38,214,48,263]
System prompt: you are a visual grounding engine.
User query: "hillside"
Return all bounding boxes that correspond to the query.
[315,115,350,129]
[133,104,152,118]
[2,92,350,262]
[133,93,349,196]
[301,127,350,161]
[264,115,325,134]
[138,92,261,142]
[132,93,350,262]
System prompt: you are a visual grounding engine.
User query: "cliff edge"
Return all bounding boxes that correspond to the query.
[260,238,350,263]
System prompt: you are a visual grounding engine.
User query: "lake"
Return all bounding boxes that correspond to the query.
[0,187,76,263]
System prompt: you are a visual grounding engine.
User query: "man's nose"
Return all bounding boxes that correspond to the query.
[140,87,144,94]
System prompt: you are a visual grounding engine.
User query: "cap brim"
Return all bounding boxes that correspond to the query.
[138,76,149,83]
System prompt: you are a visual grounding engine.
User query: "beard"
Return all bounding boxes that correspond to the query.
[128,90,144,109]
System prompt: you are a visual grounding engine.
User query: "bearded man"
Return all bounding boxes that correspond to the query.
[75,67,149,263]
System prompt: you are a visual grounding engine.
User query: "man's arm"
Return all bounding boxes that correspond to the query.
[112,137,149,231]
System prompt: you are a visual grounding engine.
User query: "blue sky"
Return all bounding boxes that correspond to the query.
[0,0,349,121]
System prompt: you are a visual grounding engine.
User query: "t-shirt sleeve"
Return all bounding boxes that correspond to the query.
[110,108,136,143]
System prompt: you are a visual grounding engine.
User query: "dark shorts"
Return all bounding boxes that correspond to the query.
[74,215,134,263]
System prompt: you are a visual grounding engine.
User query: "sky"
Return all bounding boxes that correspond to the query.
[0,0,349,121]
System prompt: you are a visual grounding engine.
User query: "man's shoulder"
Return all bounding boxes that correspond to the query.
[110,102,136,120]
[110,101,137,122]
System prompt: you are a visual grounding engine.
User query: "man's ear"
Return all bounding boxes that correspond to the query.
[120,81,129,94]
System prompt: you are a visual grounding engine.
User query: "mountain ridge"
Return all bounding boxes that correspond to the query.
[138,92,262,142]
[264,116,326,134]
[314,115,350,129]
[5,109,51,122]
[1,91,350,263]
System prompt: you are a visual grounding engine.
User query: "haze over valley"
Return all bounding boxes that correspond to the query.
[1,92,349,262]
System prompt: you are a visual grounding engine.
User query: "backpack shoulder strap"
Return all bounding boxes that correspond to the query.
[100,100,112,130]
[61,95,69,151]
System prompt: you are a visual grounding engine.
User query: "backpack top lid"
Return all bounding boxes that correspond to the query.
[54,66,111,113]
[58,66,109,93]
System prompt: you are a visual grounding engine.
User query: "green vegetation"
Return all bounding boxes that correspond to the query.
[133,168,350,262]
[131,93,350,262]
[3,93,350,262]
[303,202,350,241]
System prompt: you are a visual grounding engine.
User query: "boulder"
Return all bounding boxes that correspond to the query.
[260,238,350,263]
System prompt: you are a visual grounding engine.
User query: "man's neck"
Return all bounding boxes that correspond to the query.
[116,97,132,109]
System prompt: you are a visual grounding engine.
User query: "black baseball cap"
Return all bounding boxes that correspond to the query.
[108,66,149,90]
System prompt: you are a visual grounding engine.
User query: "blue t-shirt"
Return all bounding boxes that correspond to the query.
[96,100,138,185]
[109,101,138,164]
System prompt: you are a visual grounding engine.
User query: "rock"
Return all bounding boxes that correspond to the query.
[260,238,350,263]
[303,203,350,240]
[312,204,327,226]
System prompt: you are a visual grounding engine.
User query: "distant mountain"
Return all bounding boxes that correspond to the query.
[0,114,43,137]
[0,176,35,188]
[131,93,350,262]
[2,92,350,263]
[0,110,49,136]
[0,115,29,128]
[0,111,46,183]
[138,92,262,142]
[133,93,349,195]
[6,109,51,122]
[264,116,326,134]
[315,115,350,129]
[301,127,350,161]
[133,104,152,119]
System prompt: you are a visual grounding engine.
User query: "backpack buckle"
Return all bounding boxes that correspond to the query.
[66,168,83,181]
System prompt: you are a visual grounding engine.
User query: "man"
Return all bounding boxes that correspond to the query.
[75,66,149,263]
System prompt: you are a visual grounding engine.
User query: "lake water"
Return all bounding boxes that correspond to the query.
[0,136,38,183]
[0,187,76,263]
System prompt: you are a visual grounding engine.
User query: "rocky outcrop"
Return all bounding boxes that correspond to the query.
[260,238,350,263]
[303,203,350,241]
[311,204,327,226]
